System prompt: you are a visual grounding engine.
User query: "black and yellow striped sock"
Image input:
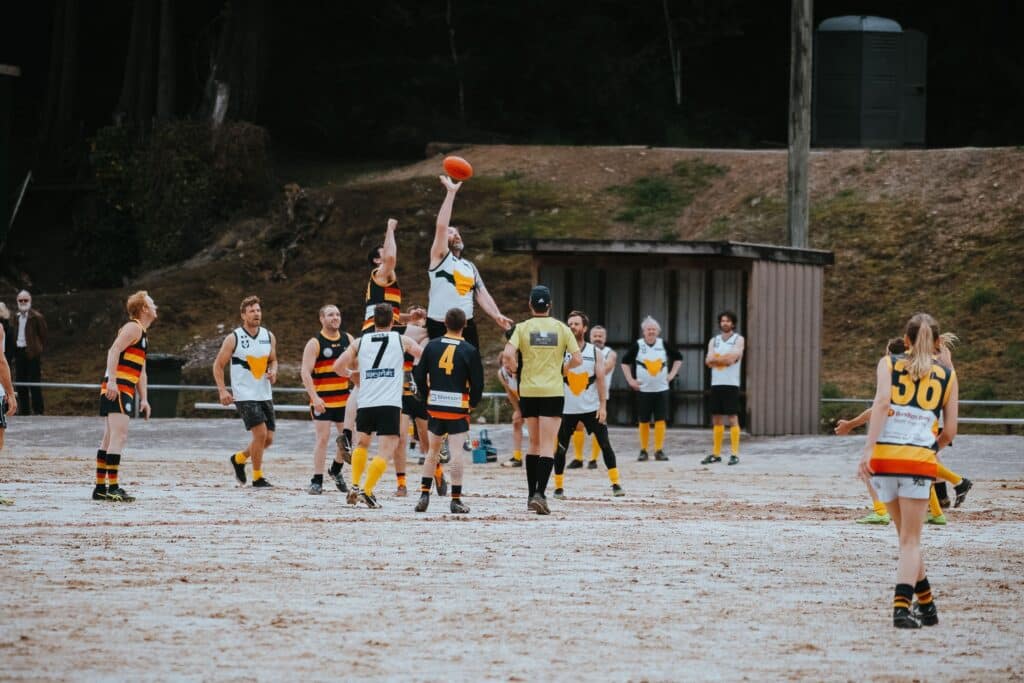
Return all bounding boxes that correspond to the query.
[106,453,121,488]
[420,476,433,494]
[396,473,406,488]
[914,578,933,605]
[893,583,914,611]
[452,485,462,500]
[95,449,108,488]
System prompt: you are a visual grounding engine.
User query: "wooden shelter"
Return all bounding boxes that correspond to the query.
[493,239,835,436]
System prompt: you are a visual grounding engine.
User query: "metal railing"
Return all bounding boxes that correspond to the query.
[13,381,511,422]
[821,397,1024,427]
[12,382,1023,429]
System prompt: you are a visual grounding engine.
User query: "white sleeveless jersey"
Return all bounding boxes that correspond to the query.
[230,326,273,401]
[636,337,669,393]
[357,330,405,408]
[427,251,477,320]
[563,342,599,414]
[710,333,743,387]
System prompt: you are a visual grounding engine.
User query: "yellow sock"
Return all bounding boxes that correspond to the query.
[936,463,961,485]
[928,486,942,517]
[572,430,585,461]
[351,447,368,487]
[654,421,666,451]
[397,474,406,488]
[872,500,888,516]
[233,451,248,464]
[730,425,740,455]
[590,435,600,461]
[555,474,564,489]
[712,425,724,456]
[253,469,263,480]
[435,463,444,479]
[639,422,650,451]
[608,467,620,485]
[364,456,387,495]
[513,450,522,462]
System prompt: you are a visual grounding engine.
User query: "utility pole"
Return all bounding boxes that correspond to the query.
[787,0,812,248]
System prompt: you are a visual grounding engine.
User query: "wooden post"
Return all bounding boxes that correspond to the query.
[787,0,812,248]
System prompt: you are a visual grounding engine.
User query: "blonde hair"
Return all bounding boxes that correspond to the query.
[240,295,261,313]
[904,312,940,380]
[0,302,8,320]
[126,290,150,319]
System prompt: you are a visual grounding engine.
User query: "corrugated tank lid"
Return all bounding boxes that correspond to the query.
[818,15,902,33]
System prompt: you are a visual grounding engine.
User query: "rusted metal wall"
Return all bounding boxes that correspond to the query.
[747,261,823,435]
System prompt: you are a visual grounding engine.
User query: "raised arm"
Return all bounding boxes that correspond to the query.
[431,176,462,267]
[375,218,398,285]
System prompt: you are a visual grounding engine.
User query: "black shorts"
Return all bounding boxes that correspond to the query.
[428,415,470,436]
[402,393,429,420]
[709,385,740,416]
[519,396,565,418]
[310,405,346,423]
[237,400,276,431]
[356,405,401,436]
[427,316,479,349]
[560,411,602,434]
[99,391,135,417]
[636,390,669,422]
[0,397,8,429]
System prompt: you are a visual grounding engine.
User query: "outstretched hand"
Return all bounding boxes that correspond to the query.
[439,175,462,193]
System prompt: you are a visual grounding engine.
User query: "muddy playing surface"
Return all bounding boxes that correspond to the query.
[2,418,1022,681]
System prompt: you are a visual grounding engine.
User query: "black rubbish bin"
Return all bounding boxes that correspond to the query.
[145,354,185,418]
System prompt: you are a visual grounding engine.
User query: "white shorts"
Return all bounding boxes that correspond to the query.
[871,476,932,503]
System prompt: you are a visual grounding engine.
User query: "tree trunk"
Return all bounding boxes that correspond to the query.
[662,0,683,107]
[37,0,79,167]
[115,0,146,125]
[786,0,812,248]
[446,0,466,123]
[156,0,176,122]
[134,0,158,130]
[203,0,269,122]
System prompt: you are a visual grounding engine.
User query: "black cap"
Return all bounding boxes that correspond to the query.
[530,285,551,310]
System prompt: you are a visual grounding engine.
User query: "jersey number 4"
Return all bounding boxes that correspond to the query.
[438,344,456,375]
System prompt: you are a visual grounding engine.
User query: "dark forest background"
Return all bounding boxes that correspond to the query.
[4,0,1024,182]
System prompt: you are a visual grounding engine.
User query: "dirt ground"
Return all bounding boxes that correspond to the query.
[1,417,1022,682]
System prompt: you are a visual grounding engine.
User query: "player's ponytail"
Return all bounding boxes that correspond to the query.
[904,313,939,380]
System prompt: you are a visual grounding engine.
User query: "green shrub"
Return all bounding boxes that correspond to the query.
[90,121,272,272]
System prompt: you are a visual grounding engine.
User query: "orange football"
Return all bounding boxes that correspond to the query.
[443,155,473,181]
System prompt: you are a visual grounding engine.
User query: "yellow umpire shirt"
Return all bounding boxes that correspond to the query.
[508,317,579,398]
